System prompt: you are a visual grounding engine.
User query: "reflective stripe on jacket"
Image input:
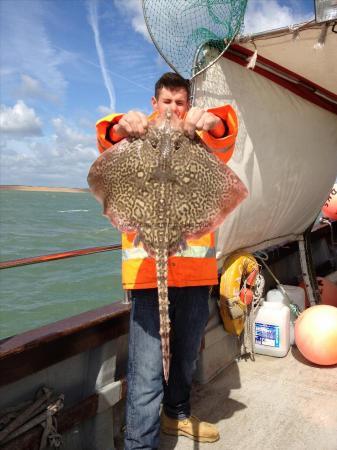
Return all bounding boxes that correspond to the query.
[121,232,218,289]
[95,105,238,289]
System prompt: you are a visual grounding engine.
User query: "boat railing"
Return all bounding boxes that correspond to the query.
[0,243,122,270]
[0,242,130,387]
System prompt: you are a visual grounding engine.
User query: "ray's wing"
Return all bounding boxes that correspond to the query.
[169,134,248,240]
[87,134,159,233]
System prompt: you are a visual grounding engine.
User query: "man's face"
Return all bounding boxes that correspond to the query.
[151,87,189,119]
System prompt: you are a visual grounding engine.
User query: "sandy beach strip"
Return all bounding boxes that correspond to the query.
[0,185,90,193]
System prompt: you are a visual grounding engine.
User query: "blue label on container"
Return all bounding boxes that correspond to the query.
[255,323,280,347]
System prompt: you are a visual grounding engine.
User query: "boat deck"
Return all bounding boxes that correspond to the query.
[160,348,337,450]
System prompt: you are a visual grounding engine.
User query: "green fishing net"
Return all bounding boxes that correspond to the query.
[142,0,247,79]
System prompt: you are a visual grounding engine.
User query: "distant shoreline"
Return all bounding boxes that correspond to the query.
[0,185,90,193]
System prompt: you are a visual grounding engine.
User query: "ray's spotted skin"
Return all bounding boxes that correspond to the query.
[87,113,247,383]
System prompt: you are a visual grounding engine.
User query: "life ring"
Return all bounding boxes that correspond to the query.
[219,252,259,336]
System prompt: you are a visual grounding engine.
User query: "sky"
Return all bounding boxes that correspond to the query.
[0,0,315,188]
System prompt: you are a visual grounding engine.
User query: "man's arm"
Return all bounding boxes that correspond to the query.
[114,111,148,139]
[96,113,124,153]
[96,105,238,163]
[96,111,149,154]
[196,105,238,164]
[183,107,224,138]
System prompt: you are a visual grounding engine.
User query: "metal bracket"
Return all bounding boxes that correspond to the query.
[298,232,320,306]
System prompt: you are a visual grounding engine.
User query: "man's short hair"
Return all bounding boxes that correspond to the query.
[155,72,191,100]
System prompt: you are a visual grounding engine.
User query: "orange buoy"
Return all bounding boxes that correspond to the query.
[301,277,337,308]
[295,305,337,366]
[322,183,337,221]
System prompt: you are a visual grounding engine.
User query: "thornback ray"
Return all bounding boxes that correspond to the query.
[87,113,248,383]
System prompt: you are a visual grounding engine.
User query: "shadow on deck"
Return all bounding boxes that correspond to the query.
[160,349,337,450]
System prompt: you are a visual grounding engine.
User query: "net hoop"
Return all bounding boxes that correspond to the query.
[142,0,247,80]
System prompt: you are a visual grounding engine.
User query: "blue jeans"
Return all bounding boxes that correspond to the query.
[124,286,210,450]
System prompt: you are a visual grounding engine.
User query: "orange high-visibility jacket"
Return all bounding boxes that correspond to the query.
[96,105,238,289]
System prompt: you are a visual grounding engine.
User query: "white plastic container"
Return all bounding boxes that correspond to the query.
[266,285,305,345]
[254,301,290,357]
[266,289,288,305]
[266,288,295,344]
[267,285,305,310]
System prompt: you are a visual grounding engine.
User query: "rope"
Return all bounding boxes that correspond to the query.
[0,387,64,448]
[240,272,265,359]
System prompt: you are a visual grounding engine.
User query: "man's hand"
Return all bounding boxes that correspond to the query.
[183,107,222,139]
[114,110,149,139]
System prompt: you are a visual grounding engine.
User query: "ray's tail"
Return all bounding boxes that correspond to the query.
[155,246,171,383]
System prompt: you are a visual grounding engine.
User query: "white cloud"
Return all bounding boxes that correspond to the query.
[87,0,116,111]
[243,0,314,34]
[114,0,151,42]
[17,74,58,103]
[0,1,67,100]
[51,117,96,152]
[0,117,97,188]
[97,105,114,116]
[0,101,43,137]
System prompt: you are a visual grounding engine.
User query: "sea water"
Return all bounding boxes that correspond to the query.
[0,190,123,339]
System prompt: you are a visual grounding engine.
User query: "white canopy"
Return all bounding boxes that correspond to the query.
[238,21,337,95]
[194,21,337,265]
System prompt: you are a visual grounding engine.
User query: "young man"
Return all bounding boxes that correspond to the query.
[96,72,238,449]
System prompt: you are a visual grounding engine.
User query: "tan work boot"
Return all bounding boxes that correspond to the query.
[161,413,220,443]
